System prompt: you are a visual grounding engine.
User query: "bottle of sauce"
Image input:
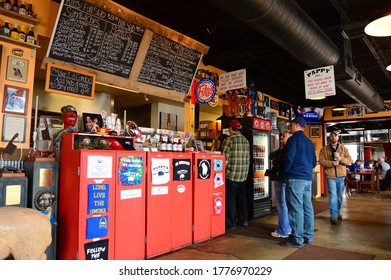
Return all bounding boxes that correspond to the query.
[1,21,11,37]
[18,0,27,15]
[26,25,35,44]
[11,0,19,13]
[166,136,172,151]
[160,136,167,151]
[3,0,12,10]
[26,3,34,17]
[18,25,26,42]
[10,23,19,40]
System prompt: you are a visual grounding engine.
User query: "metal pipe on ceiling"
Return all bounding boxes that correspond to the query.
[209,0,384,112]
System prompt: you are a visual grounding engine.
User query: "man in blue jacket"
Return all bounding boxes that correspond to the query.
[280,117,317,248]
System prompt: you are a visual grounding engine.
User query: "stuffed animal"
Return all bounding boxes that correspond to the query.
[0,207,52,260]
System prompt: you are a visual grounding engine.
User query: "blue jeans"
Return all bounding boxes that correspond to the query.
[225,178,248,228]
[274,181,292,235]
[327,177,345,218]
[286,179,314,244]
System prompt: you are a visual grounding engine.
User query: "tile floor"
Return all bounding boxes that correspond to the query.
[154,191,391,260]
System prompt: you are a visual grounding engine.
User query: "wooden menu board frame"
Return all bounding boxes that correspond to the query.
[45,63,96,100]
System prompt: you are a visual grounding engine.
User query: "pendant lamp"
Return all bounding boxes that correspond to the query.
[332,105,346,111]
[364,15,391,37]
[339,127,350,136]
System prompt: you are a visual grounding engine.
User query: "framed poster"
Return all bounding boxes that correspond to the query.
[82,113,103,132]
[6,56,28,83]
[347,105,363,117]
[2,85,28,115]
[2,114,26,143]
[159,112,177,130]
[263,94,270,108]
[331,109,345,117]
[309,125,320,138]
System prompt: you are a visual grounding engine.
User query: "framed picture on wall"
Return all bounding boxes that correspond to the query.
[159,112,177,130]
[2,85,28,115]
[347,105,363,117]
[331,109,345,117]
[2,114,26,143]
[82,113,103,133]
[6,56,29,83]
[309,125,321,138]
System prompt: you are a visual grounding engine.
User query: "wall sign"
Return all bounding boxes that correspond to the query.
[6,56,28,83]
[47,0,145,78]
[304,65,336,99]
[45,63,96,100]
[195,78,216,104]
[138,33,202,93]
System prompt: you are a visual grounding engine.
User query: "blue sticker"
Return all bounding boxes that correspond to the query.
[86,216,108,239]
[88,184,109,215]
[214,159,223,172]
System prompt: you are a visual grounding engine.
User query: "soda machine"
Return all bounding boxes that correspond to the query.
[222,117,278,219]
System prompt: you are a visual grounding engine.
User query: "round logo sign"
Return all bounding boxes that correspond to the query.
[195,78,216,104]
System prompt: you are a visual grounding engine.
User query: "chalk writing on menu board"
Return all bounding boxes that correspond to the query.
[46,64,96,99]
[138,34,202,93]
[47,0,145,78]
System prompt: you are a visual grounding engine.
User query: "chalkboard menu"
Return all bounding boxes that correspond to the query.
[45,63,96,100]
[138,34,202,93]
[47,0,145,78]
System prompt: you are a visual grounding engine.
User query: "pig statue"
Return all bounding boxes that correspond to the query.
[0,206,52,260]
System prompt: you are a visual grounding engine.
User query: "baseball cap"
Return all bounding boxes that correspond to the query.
[291,116,306,128]
[330,130,339,136]
[229,119,242,129]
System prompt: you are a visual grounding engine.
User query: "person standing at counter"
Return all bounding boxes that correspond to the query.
[222,119,250,230]
[280,117,316,248]
[319,131,352,224]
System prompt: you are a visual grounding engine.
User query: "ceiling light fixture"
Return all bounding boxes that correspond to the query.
[332,105,346,111]
[339,127,350,136]
[144,94,150,102]
[387,64,391,71]
[309,96,326,100]
[364,14,391,37]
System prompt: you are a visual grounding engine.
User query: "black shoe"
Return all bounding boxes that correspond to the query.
[303,240,312,244]
[330,217,338,224]
[337,213,343,220]
[280,239,303,248]
[242,221,248,227]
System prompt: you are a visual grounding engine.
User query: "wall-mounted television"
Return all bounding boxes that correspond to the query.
[296,107,324,124]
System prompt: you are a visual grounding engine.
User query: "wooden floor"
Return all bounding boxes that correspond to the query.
[154,191,391,260]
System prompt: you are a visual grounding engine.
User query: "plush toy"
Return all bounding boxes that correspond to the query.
[0,207,52,260]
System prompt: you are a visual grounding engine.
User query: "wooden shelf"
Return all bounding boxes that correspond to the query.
[0,7,40,25]
[0,34,40,48]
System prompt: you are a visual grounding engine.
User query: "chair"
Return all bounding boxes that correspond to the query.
[359,169,379,194]
[345,173,359,196]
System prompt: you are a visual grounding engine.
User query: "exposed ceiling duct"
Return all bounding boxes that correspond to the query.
[208,0,384,112]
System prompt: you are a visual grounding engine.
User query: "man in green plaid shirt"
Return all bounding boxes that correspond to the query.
[222,119,250,230]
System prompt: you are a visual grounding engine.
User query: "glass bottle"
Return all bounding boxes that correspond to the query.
[26,25,35,44]
[166,136,172,151]
[1,20,11,37]
[18,25,26,42]
[160,135,167,151]
[19,0,27,15]
[11,0,18,13]
[3,0,11,10]
[10,23,19,40]
[26,3,34,17]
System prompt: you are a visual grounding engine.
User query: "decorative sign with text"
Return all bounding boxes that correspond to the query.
[219,68,247,92]
[45,63,96,99]
[195,78,216,104]
[47,0,145,78]
[304,65,336,99]
[87,184,109,215]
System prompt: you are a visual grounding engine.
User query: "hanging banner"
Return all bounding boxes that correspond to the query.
[151,157,170,185]
[84,239,109,260]
[118,156,143,186]
[213,193,223,216]
[86,216,108,239]
[219,69,247,92]
[197,159,211,179]
[304,65,336,99]
[87,184,109,215]
[173,159,191,181]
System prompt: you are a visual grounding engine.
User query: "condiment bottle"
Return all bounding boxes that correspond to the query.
[1,20,11,37]
[26,25,35,44]
[19,0,27,15]
[10,23,19,40]
[18,25,26,42]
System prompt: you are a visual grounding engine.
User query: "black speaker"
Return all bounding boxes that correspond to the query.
[194,103,200,130]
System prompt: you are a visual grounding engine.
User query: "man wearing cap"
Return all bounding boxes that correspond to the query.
[280,116,316,248]
[222,119,250,230]
[319,131,352,224]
